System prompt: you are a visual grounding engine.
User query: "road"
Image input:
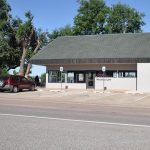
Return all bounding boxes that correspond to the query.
[1,101,150,150]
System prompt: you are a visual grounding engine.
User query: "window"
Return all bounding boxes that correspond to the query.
[76,72,85,83]
[61,73,65,83]
[118,72,124,78]
[113,72,117,78]
[21,77,28,81]
[48,71,65,83]
[78,73,84,81]
[12,76,19,81]
[125,72,136,77]
[96,71,117,77]
[67,72,85,83]
[118,71,136,78]
[67,72,74,83]
[0,76,9,80]
[106,71,117,78]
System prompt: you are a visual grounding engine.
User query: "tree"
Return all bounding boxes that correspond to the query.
[49,25,74,41]
[40,73,46,86]
[0,34,21,70]
[106,3,145,33]
[24,28,50,78]
[0,67,8,76]
[73,0,145,35]
[0,0,49,77]
[14,11,35,76]
[0,0,11,23]
[0,0,21,71]
[74,0,110,35]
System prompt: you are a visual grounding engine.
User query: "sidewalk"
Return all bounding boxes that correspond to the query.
[0,88,150,108]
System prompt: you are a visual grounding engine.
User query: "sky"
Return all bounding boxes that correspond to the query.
[8,0,150,76]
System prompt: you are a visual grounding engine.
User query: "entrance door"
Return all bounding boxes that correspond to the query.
[86,72,95,89]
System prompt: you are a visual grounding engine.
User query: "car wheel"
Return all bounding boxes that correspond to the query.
[30,85,35,91]
[12,86,18,93]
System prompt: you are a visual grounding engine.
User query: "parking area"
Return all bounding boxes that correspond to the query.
[0,88,150,108]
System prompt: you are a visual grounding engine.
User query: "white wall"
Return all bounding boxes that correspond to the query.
[137,63,150,92]
[46,83,86,89]
[95,77,136,90]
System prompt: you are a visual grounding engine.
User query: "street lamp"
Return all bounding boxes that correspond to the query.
[102,66,106,93]
[60,66,63,90]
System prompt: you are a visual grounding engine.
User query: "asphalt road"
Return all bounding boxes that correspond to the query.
[1,103,150,149]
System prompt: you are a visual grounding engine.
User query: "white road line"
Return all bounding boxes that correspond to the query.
[135,94,150,102]
[0,113,150,128]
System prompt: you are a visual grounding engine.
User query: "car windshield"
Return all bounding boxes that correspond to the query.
[0,76,9,80]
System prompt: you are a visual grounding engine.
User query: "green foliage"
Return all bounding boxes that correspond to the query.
[28,75,34,81]
[0,0,21,70]
[58,25,74,36]
[73,0,145,35]
[15,11,34,44]
[107,3,145,33]
[0,0,11,23]
[13,70,18,75]
[40,73,46,84]
[0,67,8,76]
[49,25,74,41]
[0,37,21,69]
[37,28,50,48]
[74,0,110,35]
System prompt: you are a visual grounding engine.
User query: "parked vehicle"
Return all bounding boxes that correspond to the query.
[0,75,35,93]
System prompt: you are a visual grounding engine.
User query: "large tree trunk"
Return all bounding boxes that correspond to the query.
[25,63,31,78]
[19,28,34,77]
[18,46,27,76]
[25,40,40,78]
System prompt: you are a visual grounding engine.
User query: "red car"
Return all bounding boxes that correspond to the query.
[0,75,35,93]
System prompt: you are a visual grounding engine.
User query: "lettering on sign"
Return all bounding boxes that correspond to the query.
[96,78,111,81]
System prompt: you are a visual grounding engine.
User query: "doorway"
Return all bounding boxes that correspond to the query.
[86,72,95,89]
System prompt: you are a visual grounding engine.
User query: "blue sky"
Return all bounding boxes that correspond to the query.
[8,0,150,76]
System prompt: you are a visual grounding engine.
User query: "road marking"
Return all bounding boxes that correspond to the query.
[0,113,150,128]
[135,94,150,102]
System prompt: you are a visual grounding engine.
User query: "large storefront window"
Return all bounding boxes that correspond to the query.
[67,72,86,83]
[76,72,85,83]
[118,71,137,78]
[96,71,117,77]
[67,72,74,83]
[48,71,65,83]
[48,70,137,84]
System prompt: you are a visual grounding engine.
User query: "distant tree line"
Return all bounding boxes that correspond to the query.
[0,0,145,77]
[50,0,145,38]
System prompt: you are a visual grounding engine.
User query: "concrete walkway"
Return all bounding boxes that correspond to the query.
[0,88,150,108]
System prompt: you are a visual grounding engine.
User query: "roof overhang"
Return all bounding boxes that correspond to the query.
[30,58,150,66]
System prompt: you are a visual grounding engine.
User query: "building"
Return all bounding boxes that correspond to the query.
[31,33,150,92]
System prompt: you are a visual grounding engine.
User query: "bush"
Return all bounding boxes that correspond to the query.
[40,73,46,87]
[0,68,9,76]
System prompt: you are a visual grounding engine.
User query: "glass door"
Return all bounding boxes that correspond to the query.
[86,72,95,89]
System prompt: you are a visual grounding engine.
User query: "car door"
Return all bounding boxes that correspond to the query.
[11,76,19,86]
[20,76,30,89]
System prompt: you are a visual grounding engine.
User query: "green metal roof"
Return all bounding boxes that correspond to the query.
[31,33,150,65]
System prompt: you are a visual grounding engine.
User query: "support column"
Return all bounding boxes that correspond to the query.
[65,72,67,83]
